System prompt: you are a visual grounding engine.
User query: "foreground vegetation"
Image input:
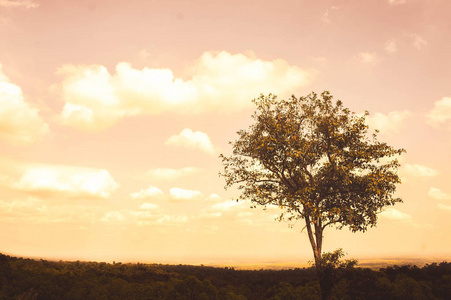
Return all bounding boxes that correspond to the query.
[0,253,450,299]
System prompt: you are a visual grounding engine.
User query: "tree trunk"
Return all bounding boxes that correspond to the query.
[304,216,331,300]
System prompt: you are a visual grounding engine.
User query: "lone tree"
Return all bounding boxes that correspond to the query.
[220,91,405,299]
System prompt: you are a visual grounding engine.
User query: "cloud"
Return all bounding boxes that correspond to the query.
[134,205,188,225]
[237,212,253,218]
[356,52,378,64]
[211,201,243,211]
[202,200,258,223]
[402,164,438,178]
[165,128,215,154]
[385,39,397,54]
[0,197,47,223]
[321,11,331,24]
[428,187,451,200]
[132,203,163,222]
[130,186,164,200]
[388,0,406,5]
[143,167,202,180]
[0,0,38,9]
[410,34,427,49]
[101,211,126,222]
[139,202,160,210]
[379,208,411,220]
[97,204,164,224]
[136,214,189,226]
[99,206,189,226]
[169,187,202,201]
[438,203,451,211]
[208,193,222,202]
[132,185,216,202]
[132,207,162,222]
[199,212,223,219]
[14,165,118,199]
[367,110,412,135]
[0,197,104,224]
[156,214,188,224]
[0,65,49,144]
[56,64,126,131]
[321,6,339,24]
[426,97,451,128]
[56,51,315,131]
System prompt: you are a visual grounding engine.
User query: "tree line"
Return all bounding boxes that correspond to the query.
[0,253,450,299]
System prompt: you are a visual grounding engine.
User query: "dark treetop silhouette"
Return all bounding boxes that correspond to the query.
[220,91,405,299]
[1,253,450,299]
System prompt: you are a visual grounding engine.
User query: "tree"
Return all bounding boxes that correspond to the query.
[220,91,405,299]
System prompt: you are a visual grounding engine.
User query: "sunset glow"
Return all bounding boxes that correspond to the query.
[0,0,450,266]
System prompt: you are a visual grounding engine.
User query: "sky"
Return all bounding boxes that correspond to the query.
[0,0,450,266]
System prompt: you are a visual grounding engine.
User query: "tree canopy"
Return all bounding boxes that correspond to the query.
[220,91,405,299]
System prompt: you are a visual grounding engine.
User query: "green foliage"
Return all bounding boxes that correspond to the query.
[315,248,358,270]
[221,91,405,232]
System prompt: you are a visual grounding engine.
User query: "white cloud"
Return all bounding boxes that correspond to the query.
[0,65,49,144]
[57,64,125,131]
[388,0,406,5]
[199,212,222,219]
[169,187,202,201]
[165,128,215,154]
[14,165,118,199]
[143,167,202,180]
[202,200,257,222]
[385,39,397,54]
[438,203,451,211]
[321,11,330,24]
[402,164,438,178]
[426,97,451,128]
[0,197,47,221]
[321,6,339,24]
[356,52,378,64]
[428,188,451,200]
[98,206,189,226]
[130,186,164,200]
[237,212,253,218]
[133,203,162,221]
[131,209,162,222]
[139,202,160,210]
[0,198,104,224]
[133,209,188,226]
[410,34,427,49]
[367,110,412,135]
[157,214,188,223]
[101,205,164,224]
[101,211,126,222]
[188,51,314,110]
[0,0,38,9]
[208,193,222,201]
[211,200,243,211]
[380,207,411,220]
[56,51,315,131]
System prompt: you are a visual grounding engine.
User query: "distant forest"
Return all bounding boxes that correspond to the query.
[0,253,450,299]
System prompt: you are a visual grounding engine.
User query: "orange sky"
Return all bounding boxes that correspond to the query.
[0,0,450,265]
